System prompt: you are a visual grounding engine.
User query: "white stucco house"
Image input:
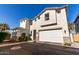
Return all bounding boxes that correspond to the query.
[11,18,31,40]
[30,6,70,44]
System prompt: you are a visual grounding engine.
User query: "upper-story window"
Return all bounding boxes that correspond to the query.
[38,16,40,19]
[35,18,36,21]
[45,13,49,21]
[56,9,61,13]
[30,21,32,25]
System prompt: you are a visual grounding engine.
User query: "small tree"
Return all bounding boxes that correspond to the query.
[0,23,10,31]
[68,23,75,33]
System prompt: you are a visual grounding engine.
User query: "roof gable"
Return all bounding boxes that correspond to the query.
[32,5,67,20]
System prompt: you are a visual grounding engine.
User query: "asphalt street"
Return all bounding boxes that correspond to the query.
[0,42,79,55]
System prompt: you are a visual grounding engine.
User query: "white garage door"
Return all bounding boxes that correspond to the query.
[39,29,63,43]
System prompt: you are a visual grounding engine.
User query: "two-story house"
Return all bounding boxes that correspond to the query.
[30,6,69,44]
[74,15,79,33]
[11,18,31,40]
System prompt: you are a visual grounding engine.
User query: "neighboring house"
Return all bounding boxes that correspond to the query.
[74,15,79,33]
[30,6,69,44]
[20,18,30,30]
[12,27,27,37]
[11,18,31,40]
[71,15,79,42]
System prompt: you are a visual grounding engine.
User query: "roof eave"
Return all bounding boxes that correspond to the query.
[32,5,67,20]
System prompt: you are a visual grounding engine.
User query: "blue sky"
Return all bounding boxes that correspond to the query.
[0,4,79,29]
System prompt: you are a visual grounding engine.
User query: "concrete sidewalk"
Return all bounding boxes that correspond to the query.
[71,42,79,48]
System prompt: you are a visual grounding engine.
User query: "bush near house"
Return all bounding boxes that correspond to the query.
[0,23,10,31]
[0,32,10,43]
[18,33,32,42]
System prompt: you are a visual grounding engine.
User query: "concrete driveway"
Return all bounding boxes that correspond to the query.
[0,42,79,55]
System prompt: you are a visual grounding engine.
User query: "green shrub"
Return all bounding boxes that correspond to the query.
[0,32,9,42]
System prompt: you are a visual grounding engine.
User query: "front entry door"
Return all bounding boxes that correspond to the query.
[33,30,36,41]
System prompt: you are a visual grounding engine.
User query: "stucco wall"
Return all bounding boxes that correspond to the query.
[20,20,30,30]
[56,8,69,37]
[39,10,57,26]
[30,7,69,40]
[20,20,26,29]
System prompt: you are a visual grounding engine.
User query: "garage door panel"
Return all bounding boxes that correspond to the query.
[39,30,63,43]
